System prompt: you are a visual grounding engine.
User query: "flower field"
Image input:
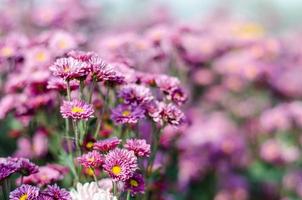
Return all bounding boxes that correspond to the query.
[0,0,302,200]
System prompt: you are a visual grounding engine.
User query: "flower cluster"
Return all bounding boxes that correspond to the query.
[9,184,71,200]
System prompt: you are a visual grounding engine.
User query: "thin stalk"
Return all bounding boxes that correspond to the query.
[113,181,117,196]
[126,190,131,200]
[146,127,161,177]
[80,80,85,100]
[20,175,24,185]
[73,120,80,155]
[90,168,100,187]
[94,86,110,138]
[66,81,71,101]
[88,79,96,103]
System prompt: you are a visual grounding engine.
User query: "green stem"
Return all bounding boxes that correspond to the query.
[80,80,85,100]
[113,181,117,196]
[94,86,110,138]
[91,168,100,187]
[73,120,80,155]
[126,190,131,200]
[88,79,96,104]
[66,81,71,101]
[146,127,161,177]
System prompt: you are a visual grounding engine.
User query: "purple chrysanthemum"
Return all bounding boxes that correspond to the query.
[111,104,145,124]
[170,88,187,106]
[103,148,138,181]
[77,151,104,168]
[104,62,125,85]
[89,55,117,82]
[42,184,71,200]
[118,84,154,106]
[50,57,89,80]
[0,161,17,182]
[93,137,121,152]
[124,139,151,157]
[9,157,39,176]
[125,172,145,195]
[148,102,185,126]
[155,75,187,105]
[60,99,94,120]
[9,184,40,200]
[155,75,181,94]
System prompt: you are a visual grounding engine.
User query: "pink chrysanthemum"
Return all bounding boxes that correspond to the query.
[124,139,151,157]
[93,137,121,153]
[50,57,89,80]
[103,148,138,181]
[60,99,94,120]
[89,55,117,82]
[77,150,104,168]
[47,77,79,92]
[67,50,97,62]
[21,165,67,187]
[148,102,185,126]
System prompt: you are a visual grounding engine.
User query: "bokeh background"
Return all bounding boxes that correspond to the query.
[1,0,302,200]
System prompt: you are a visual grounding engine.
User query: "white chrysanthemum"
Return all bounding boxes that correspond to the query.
[70,182,117,200]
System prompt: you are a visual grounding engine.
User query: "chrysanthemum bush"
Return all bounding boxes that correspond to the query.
[0,45,186,199]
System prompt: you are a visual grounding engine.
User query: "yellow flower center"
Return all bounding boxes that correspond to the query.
[71,106,84,113]
[19,194,28,200]
[85,168,94,176]
[63,66,70,72]
[122,110,131,117]
[58,40,67,49]
[1,47,13,57]
[86,142,94,149]
[130,179,138,187]
[111,165,122,175]
[35,51,46,62]
[87,157,95,163]
[233,23,265,39]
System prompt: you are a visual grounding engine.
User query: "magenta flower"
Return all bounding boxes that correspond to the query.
[155,75,187,105]
[155,75,180,94]
[21,165,66,187]
[148,102,185,126]
[42,184,71,200]
[67,50,97,62]
[49,31,77,55]
[118,84,154,106]
[0,161,17,182]
[50,57,89,80]
[104,62,126,85]
[89,55,117,82]
[103,148,138,181]
[170,87,188,106]
[47,77,79,92]
[13,157,39,176]
[77,150,104,168]
[9,184,40,200]
[124,139,151,157]
[93,137,121,152]
[111,104,145,124]
[125,172,145,195]
[60,99,94,120]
